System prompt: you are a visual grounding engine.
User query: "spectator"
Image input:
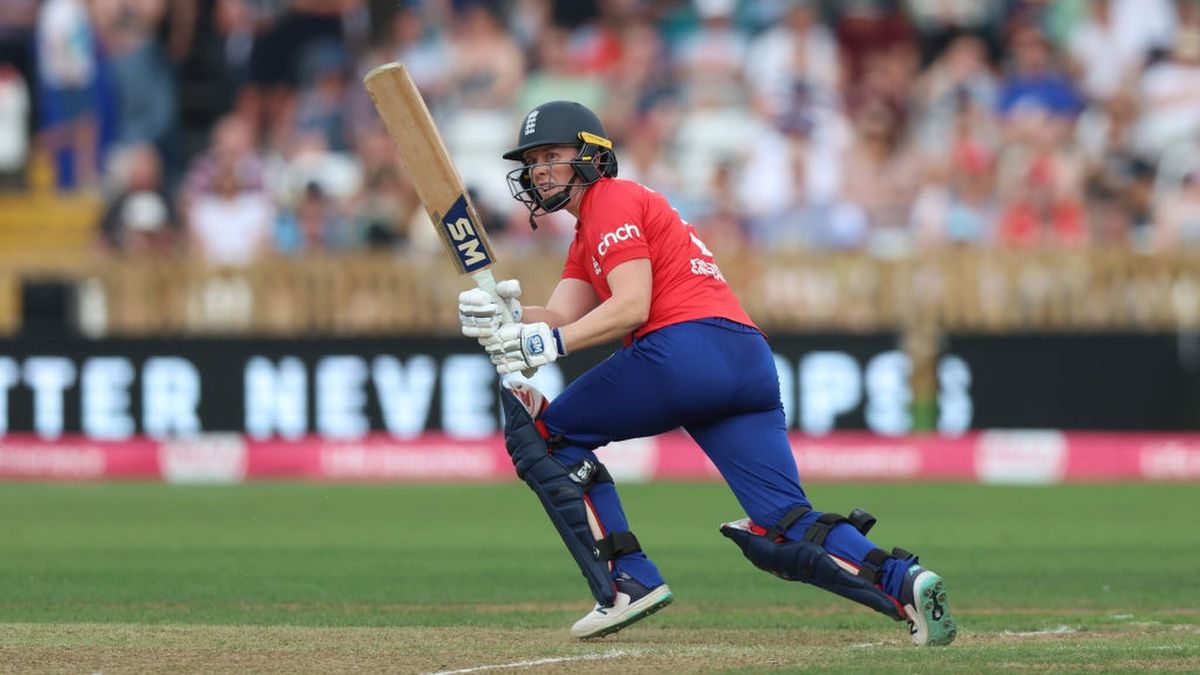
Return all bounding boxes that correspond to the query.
[1133,19,1200,162]
[1151,170,1200,249]
[11,0,1192,264]
[97,142,177,252]
[905,0,1006,66]
[163,0,199,65]
[240,0,350,146]
[1086,182,1136,248]
[743,0,840,120]
[186,161,275,265]
[348,164,420,250]
[911,33,998,155]
[265,130,361,217]
[840,96,923,251]
[115,190,175,255]
[735,103,857,250]
[1076,91,1155,234]
[566,0,628,77]
[0,1,38,90]
[294,40,351,152]
[1107,0,1178,59]
[35,0,103,190]
[212,0,258,96]
[375,2,451,100]
[670,0,756,212]
[995,150,1087,249]
[179,113,266,209]
[618,102,685,202]
[674,0,749,110]
[0,1,37,186]
[691,159,750,255]
[516,26,606,119]
[439,1,526,216]
[92,0,179,168]
[1065,0,1146,104]
[0,64,30,190]
[600,17,675,142]
[275,181,347,254]
[910,141,998,248]
[443,1,524,112]
[828,0,917,103]
[997,25,1083,122]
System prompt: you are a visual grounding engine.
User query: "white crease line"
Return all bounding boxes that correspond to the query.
[1001,625,1077,637]
[424,648,638,675]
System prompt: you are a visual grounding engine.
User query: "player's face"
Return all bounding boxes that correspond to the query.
[523,145,578,196]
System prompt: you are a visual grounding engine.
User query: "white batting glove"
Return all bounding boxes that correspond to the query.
[487,322,567,375]
[458,279,522,340]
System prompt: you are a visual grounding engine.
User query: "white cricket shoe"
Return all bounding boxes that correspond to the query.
[901,566,957,646]
[570,574,673,639]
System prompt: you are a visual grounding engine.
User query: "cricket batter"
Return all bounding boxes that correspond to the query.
[457,100,957,645]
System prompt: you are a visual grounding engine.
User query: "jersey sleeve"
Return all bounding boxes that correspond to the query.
[561,239,589,281]
[587,186,650,275]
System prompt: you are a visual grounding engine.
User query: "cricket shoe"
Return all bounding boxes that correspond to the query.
[570,573,673,639]
[899,565,957,646]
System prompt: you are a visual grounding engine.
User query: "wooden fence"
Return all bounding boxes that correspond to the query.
[3,248,1200,337]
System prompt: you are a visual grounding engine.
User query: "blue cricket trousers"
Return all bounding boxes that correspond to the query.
[539,318,912,599]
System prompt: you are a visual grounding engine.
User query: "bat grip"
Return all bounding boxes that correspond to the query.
[471,269,537,379]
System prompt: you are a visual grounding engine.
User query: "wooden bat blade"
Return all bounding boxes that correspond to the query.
[363,62,497,276]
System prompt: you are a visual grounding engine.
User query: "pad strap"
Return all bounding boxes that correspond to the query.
[857,546,917,584]
[567,458,613,490]
[764,505,811,541]
[804,512,849,546]
[847,508,877,535]
[594,531,641,560]
[765,505,881,551]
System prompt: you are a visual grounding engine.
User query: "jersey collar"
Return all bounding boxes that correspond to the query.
[575,177,607,229]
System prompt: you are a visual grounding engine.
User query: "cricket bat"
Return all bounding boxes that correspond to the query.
[364,62,533,375]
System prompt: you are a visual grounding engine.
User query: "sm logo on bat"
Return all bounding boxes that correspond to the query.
[439,195,494,273]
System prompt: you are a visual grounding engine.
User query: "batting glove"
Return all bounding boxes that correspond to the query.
[487,322,567,375]
[458,279,523,340]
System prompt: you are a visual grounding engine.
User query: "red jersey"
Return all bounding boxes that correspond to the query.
[562,178,757,341]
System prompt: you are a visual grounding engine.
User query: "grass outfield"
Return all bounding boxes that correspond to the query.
[1,481,1197,673]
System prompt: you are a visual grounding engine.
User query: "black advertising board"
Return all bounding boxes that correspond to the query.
[944,333,1200,430]
[0,334,912,439]
[1,332,1196,440]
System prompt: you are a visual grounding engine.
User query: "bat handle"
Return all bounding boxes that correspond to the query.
[471,269,538,379]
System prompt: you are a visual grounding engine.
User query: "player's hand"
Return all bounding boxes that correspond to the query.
[487,322,567,375]
[458,280,523,340]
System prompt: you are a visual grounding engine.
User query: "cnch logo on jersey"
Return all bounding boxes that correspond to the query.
[597,223,642,256]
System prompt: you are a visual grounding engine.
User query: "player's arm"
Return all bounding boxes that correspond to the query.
[460,277,598,343]
[520,278,600,327]
[487,259,651,374]
[557,258,651,353]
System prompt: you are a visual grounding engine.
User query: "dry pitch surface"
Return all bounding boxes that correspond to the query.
[4,612,1199,674]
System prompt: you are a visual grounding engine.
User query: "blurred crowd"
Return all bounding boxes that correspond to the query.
[5,0,1200,265]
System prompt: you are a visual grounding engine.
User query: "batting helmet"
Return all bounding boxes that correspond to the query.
[504,101,618,222]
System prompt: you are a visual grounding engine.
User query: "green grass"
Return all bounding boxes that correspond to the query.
[1,481,1198,672]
